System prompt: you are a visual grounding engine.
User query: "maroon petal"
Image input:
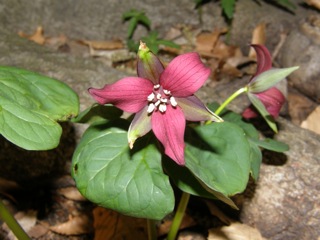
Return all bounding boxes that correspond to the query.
[137,42,164,84]
[151,106,186,165]
[243,87,285,119]
[160,53,211,97]
[251,44,272,79]
[88,77,153,113]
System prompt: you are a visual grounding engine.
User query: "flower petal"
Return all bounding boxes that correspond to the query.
[251,44,272,78]
[243,87,285,119]
[88,77,153,113]
[137,42,164,84]
[160,53,211,97]
[176,95,223,122]
[151,106,186,165]
[128,106,152,148]
[256,87,285,118]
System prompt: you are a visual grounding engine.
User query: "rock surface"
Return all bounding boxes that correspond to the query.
[0,1,319,240]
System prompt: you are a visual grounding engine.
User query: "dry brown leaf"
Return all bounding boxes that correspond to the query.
[305,0,320,9]
[18,26,46,45]
[157,213,196,236]
[248,23,266,59]
[208,222,267,240]
[28,222,49,239]
[301,105,320,134]
[93,207,147,240]
[50,214,93,235]
[204,200,233,225]
[57,187,87,201]
[195,28,228,57]
[78,39,124,50]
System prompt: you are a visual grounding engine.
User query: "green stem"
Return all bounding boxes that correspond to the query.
[0,200,30,240]
[215,87,247,116]
[167,192,190,240]
[147,219,157,240]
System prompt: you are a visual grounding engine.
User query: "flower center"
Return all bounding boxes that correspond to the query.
[147,84,177,114]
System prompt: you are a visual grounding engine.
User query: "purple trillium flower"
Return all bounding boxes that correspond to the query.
[88,42,222,165]
[243,44,285,119]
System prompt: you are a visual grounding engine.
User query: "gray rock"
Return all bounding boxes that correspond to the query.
[280,15,320,102]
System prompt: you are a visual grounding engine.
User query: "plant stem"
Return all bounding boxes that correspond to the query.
[167,192,190,240]
[147,219,157,240]
[215,87,247,116]
[0,200,30,240]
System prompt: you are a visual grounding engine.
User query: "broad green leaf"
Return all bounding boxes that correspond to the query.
[127,18,138,39]
[249,66,299,93]
[72,120,174,220]
[72,104,123,124]
[248,140,262,180]
[221,0,236,19]
[248,93,277,132]
[0,66,79,150]
[163,156,217,199]
[185,122,251,208]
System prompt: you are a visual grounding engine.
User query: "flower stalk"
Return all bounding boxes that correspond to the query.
[0,200,30,240]
[167,192,190,240]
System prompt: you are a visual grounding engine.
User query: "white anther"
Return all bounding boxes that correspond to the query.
[160,98,168,103]
[147,92,155,101]
[155,100,161,107]
[159,103,167,113]
[156,93,162,100]
[154,84,160,90]
[170,96,178,107]
[147,103,155,113]
[163,89,171,95]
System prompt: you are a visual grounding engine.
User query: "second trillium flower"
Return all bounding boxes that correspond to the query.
[89,42,222,165]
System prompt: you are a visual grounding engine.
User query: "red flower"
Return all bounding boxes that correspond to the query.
[89,42,222,165]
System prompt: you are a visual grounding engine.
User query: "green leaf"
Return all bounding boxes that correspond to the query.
[122,9,151,39]
[72,104,123,124]
[185,122,251,208]
[207,102,262,181]
[253,137,289,152]
[249,66,299,93]
[0,66,79,150]
[221,0,236,19]
[248,140,262,180]
[141,31,180,54]
[163,155,217,199]
[72,120,174,220]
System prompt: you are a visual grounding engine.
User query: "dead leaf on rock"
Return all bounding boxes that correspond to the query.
[248,23,266,59]
[195,28,228,57]
[50,214,93,236]
[208,222,267,240]
[93,207,147,240]
[305,0,320,10]
[57,187,87,201]
[301,105,320,134]
[18,26,46,45]
[28,222,49,239]
[78,39,124,50]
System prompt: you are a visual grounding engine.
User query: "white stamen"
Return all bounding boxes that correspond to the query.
[156,93,162,100]
[163,89,171,95]
[159,103,167,113]
[155,100,161,107]
[147,92,155,101]
[147,103,155,113]
[160,98,168,103]
[170,96,178,107]
[154,84,160,90]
